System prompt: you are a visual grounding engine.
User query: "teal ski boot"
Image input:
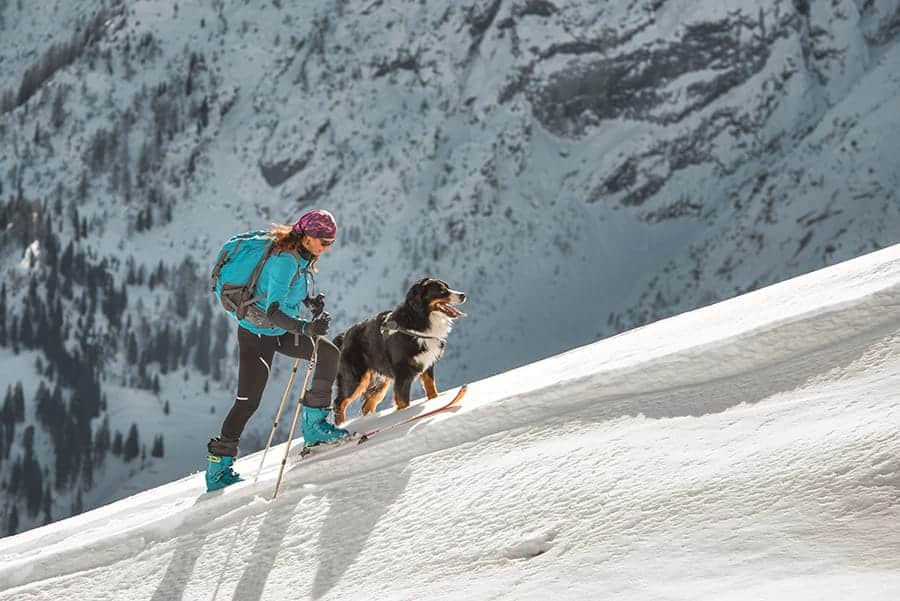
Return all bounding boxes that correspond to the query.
[301,406,350,447]
[206,454,242,492]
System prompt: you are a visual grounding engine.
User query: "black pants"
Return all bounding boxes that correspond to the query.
[220,327,341,441]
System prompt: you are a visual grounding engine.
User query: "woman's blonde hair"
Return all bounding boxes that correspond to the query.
[269,223,319,272]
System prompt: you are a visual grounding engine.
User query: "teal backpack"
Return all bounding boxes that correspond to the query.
[210,231,276,321]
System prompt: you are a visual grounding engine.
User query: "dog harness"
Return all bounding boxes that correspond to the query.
[379,314,447,343]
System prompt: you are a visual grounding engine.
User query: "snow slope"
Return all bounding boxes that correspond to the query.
[0,244,898,600]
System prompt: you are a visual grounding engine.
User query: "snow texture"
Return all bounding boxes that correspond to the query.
[0,244,898,600]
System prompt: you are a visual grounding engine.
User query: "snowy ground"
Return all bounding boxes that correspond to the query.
[0,244,899,600]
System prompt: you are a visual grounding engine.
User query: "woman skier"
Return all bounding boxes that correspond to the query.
[206,209,348,491]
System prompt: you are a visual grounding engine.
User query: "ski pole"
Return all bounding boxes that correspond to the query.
[253,357,302,483]
[260,300,325,483]
[272,337,318,500]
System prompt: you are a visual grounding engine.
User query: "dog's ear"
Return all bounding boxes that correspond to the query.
[405,278,431,314]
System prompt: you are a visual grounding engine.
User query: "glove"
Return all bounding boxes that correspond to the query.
[303,293,326,317]
[302,311,331,337]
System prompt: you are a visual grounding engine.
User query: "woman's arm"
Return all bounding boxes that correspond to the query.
[262,254,307,333]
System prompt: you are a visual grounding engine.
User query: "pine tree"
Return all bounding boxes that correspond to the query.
[184,319,198,367]
[173,259,195,319]
[19,308,33,348]
[2,384,12,422]
[163,400,170,415]
[82,438,94,488]
[157,324,171,373]
[50,382,64,416]
[126,331,139,365]
[112,430,123,456]
[43,483,53,525]
[26,467,44,517]
[10,315,19,353]
[194,304,212,374]
[126,256,137,285]
[9,455,22,495]
[60,240,74,279]
[151,434,164,458]
[7,504,18,536]
[13,381,24,422]
[23,424,34,456]
[51,86,67,129]
[171,328,183,371]
[211,314,229,381]
[94,415,111,465]
[68,200,80,238]
[44,220,59,272]
[0,386,16,459]
[34,380,51,424]
[22,427,43,516]
[199,96,210,130]
[0,282,6,346]
[123,423,139,462]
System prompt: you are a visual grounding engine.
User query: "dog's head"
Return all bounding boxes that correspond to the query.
[406,277,467,319]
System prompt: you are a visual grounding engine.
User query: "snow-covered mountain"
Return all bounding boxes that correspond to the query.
[1,0,899,535]
[1,241,899,601]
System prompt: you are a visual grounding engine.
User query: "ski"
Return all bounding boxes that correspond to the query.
[213,387,468,496]
[297,437,354,459]
[357,384,467,444]
[293,384,468,460]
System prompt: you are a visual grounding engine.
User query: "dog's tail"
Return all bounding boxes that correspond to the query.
[332,332,344,350]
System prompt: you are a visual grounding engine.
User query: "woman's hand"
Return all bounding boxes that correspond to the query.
[303,312,331,336]
[303,293,326,317]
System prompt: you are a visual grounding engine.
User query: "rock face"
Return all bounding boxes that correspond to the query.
[1,0,899,381]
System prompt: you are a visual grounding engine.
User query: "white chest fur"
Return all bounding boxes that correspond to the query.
[411,312,453,368]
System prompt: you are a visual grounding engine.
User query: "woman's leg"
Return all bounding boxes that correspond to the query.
[275,333,347,445]
[214,328,277,452]
[275,333,341,409]
[274,333,340,408]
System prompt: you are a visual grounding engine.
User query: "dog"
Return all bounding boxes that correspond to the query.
[332,277,467,425]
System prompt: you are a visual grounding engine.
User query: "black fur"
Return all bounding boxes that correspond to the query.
[332,277,466,424]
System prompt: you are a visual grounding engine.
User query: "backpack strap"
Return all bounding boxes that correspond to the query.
[285,249,308,287]
[234,240,276,315]
[210,240,243,292]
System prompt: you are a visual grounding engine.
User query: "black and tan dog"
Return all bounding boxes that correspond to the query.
[332,277,467,425]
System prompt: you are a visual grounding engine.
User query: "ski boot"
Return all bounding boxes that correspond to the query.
[206,436,242,492]
[301,406,350,447]
[206,454,242,492]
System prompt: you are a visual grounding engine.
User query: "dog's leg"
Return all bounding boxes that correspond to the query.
[420,365,439,399]
[334,369,371,425]
[361,377,392,415]
[392,371,415,410]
